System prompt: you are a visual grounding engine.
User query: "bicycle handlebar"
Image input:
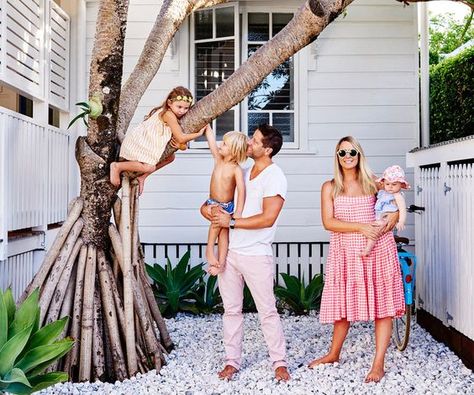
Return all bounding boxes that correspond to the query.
[407,204,425,213]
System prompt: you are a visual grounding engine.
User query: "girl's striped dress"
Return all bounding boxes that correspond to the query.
[120,109,171,165]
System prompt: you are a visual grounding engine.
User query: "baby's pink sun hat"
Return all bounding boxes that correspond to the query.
[376,165,410,189]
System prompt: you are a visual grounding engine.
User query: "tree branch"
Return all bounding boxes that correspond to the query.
[117,0,230,141]
[87,0,129,161]
[398,0,474,11]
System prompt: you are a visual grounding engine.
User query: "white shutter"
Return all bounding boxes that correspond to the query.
[0,0,44,99]
[48,0,69,110]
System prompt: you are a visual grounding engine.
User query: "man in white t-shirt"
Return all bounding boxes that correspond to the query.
[201,124,290,382]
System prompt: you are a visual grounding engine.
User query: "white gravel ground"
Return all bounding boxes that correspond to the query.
[40,313,474,394]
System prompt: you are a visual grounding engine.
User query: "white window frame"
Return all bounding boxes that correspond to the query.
[241,7,300,149]
[189,2,305,151]
[189,2,240,148]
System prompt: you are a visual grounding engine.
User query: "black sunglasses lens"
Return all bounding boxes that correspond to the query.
[338,149,358,157]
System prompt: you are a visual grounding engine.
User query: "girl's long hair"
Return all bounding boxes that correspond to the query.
[332,136,377,198]
[145,86,193,120]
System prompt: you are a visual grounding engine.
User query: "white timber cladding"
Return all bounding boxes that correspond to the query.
[407,139,474,340]
[49,0,70,110]
[85,0,419,244]
[0,0,44,98]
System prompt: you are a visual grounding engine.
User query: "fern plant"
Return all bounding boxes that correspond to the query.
[0,288,74,395]
[274,273,324,315]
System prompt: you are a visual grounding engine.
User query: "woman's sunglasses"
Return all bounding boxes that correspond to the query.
[337,149,359,158]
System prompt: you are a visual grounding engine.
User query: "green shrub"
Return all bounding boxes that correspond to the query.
[146,251,206,318]
[274,273,324,315]
[0,288,73,395]
[430,46,474,144]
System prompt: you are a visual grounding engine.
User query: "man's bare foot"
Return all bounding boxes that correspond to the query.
[136,175,146,196]
[275,366,290,382]
[218,365,238,380]
[365,365,385,383]
[308,353,339,369]
[110,163,121,187]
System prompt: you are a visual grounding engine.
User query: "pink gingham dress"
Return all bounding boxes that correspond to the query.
[319,195,405,323]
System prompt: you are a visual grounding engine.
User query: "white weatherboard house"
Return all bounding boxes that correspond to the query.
[0,0,421,295]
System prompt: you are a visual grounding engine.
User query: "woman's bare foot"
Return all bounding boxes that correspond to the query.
[308,353,339,369]
[365,365,385,383]
[275,366,290,381]
[218,365,238,380]
[110,162,121,187]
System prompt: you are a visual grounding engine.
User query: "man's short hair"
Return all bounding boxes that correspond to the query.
[257,124,283,157]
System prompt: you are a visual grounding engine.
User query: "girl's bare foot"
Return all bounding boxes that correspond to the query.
[136,175,146,196]
[365,364,385,383]
[308,353,339,369]
[218,365,238,380]
[110,163,121,187]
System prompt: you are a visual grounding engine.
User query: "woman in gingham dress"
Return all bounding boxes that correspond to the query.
[308,136,405,383]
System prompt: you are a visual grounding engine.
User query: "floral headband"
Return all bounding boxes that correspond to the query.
[170,95,193,104]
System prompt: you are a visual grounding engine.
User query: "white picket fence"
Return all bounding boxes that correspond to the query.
[407,137,474,340]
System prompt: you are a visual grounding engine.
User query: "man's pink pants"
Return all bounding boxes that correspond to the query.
[217,250,287,370]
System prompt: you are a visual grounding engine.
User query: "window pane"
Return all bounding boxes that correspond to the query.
[248,13,269,41]
[247,112,269,137]
[247,45,293,111]
[195,40,235,99]
[272,13,293,36]
[216,7,234,38]
[195,9,212,40]
[216,109,234,139]
[272,113,294,142]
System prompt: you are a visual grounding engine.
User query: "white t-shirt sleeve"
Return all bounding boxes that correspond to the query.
[262,166,287,200]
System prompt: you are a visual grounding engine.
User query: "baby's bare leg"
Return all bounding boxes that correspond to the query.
[206,223,221,271]
[360,219,386,256]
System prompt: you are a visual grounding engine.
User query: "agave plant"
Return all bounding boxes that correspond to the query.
[145,251,206,318]
[274,273,324,315]
[192,275,222,314]
[0,288,74,395]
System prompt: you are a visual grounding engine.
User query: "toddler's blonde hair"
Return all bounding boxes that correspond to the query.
[223,131,248,164]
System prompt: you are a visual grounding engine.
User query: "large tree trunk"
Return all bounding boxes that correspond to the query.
[19,0,173,383]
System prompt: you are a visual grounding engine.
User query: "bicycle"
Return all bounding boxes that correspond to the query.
[393,204,425,351]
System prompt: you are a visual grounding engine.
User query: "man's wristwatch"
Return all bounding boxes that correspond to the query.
[229,217,236,229]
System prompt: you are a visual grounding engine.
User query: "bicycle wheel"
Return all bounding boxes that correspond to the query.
[393,304,412,351]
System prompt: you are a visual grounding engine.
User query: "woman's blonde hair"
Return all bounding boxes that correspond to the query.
[223,131,248,164]
[145,86,193,120]
[332,136,377,198]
